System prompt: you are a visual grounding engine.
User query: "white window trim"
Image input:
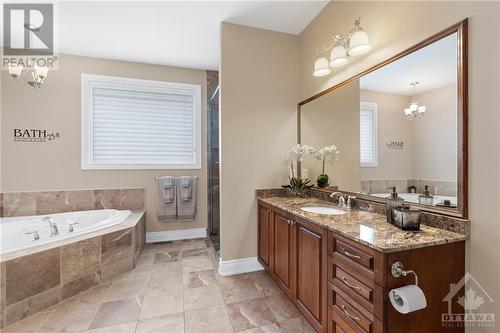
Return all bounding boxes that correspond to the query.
[360,101,378,168]
[81,74,202,170]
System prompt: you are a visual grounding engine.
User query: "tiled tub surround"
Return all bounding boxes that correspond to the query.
[0,211,145,328]
[258,196,466,253]
[0,188,145,218]
[361,178,457,197]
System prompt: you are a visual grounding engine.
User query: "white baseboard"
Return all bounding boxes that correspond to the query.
[146,228,207,243]
[218,257,264,276]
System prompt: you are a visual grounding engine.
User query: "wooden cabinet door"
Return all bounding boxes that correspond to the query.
[273,212,295,298]
[295,219,327,332]
[257,204,272,271]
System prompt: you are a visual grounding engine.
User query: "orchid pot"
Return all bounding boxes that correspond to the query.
[314,145,340,188]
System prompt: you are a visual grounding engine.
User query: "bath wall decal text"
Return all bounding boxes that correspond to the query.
[13,128,61,142]
[386,141,404,150]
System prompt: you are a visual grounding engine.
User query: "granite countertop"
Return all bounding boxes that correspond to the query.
[258,196,466,253]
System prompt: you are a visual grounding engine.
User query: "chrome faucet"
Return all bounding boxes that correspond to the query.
[42,216,59,236]
[330,192,355,210]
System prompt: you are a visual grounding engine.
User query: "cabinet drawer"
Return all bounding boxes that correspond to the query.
[336,240,373,270]
[334,267,372,301]
[328,232,385,287]
[328,275,384,322]
[328,309,353,333]
[331,294,383,333]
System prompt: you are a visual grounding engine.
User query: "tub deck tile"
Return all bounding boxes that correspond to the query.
[5,248,60,306]
[62,271,102,300]
[5,286,61,326]
[101,229,133,267]
[61,236,101,285]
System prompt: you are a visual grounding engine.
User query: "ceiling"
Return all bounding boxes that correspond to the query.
[56,1,328,70]
[360,33,457,96]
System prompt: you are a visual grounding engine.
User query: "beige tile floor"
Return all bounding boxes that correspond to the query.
[2,238,315,333]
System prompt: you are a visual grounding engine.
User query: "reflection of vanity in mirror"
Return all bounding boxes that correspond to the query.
[300,23,467,218]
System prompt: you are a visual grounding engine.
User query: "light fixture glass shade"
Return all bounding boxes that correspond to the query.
[348,30,371,56]
[409,102,418,112]
[8,65,23,77]
[313,57,331,77]
[330,45,348,68]
[404,108,412,116]
[35,65,49,78]
[418,106,426,114]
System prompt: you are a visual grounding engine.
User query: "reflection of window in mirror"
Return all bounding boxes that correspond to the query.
[360,102,378,167]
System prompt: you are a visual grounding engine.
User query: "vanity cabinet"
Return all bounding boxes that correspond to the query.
[257,205,272,271]
[294,217,328,332]
[257,199,466,333]
[272,212,295,298]
[258,201,328,332]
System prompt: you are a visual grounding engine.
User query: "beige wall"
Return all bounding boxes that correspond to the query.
[299,2,500,330]
[360,89,413,180]
[412,84,458,181]
[1,54,207,233]
[301,81,360,191]
[219,23,299,261]
[361,85,457,182]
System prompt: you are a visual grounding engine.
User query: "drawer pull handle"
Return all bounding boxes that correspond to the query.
[342,276,361,290]
[343,250,361,260]
[341,305,360,322]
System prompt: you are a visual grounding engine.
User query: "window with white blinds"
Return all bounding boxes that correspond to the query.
[81,74,201,170]
[360,102,378,167]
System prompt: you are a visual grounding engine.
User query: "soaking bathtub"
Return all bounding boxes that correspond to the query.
[370,192,458,206]
[0,209,131,255]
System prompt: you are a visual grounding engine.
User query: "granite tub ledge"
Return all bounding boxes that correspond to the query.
[0,210,145,263]
[258,196,466,253]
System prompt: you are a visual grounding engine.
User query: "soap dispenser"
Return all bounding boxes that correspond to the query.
[386,187,404,224]
[418,185,434,205]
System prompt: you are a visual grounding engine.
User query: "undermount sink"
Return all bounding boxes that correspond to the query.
[300,205,346,215]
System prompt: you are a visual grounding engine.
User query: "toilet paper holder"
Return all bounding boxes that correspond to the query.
[390,261,419,286]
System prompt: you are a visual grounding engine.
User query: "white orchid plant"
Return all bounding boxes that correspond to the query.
[283,144,316,178]
[282,144,316,196]
[314,145,340,175]
[313,145,340,187]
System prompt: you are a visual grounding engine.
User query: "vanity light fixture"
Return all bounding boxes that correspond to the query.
[313,17,371,77]
[348,17,371,56]
[8,63,49,90]
[330,34,349,68]
[313,48,331,77]
[404,82,427,120]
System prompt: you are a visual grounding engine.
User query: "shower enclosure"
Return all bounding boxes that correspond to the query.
[207,71,220,254]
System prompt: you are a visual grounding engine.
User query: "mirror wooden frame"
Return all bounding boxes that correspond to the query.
[297,19,468,219]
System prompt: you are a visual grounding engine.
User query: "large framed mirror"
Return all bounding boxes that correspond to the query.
[298,19,468,218]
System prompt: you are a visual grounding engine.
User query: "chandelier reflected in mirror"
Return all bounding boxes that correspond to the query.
[404,82,427,120]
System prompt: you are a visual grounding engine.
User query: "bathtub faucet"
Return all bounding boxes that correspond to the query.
[42,216,59,236]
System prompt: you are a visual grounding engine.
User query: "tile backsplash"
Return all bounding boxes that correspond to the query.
[1,188,145,218]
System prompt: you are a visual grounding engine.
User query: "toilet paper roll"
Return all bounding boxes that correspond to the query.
[389,285,427,314]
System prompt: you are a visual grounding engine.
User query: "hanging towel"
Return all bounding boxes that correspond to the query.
[156,176,177,221]
[179,176,193,202]
[157,176,176,203]
[177,176,197,220]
